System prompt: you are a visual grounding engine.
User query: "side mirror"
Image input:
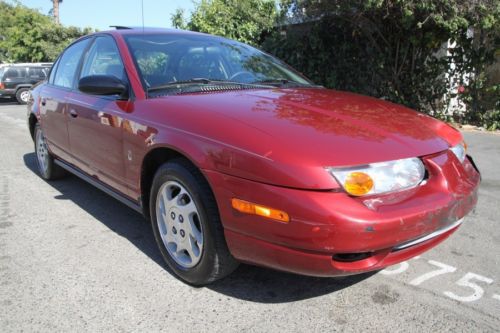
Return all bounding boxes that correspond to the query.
[78,75,128,99]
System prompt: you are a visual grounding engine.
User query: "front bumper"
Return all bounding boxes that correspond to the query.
[204,150,480,277]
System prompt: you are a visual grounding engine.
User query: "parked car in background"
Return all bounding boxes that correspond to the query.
[27,28,480,285]
[0,63,52,104]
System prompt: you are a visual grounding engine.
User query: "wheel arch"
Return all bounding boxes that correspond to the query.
[140,145,212,220]
[15,84,32,91]
[28,113,38,140]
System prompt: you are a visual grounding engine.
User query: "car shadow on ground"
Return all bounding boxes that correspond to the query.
[23,152,376,303]
[0,98,19,106]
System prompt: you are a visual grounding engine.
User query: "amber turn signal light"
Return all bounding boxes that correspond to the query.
[231,198,290,223]
[344,172,374,196]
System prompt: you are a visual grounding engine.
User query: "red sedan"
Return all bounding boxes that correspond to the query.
[28,28,480,285]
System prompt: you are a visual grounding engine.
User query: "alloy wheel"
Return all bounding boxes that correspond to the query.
[36,128,49,175]
[20,90,30,103]
[155,180,204,268]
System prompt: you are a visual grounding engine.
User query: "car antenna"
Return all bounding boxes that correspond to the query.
[141,0,145,33]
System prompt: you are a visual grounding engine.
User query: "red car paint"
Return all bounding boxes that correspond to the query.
[28,29,480,277]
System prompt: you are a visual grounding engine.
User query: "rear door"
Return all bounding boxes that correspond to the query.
[2,67,26,92]
[66,35,130,196]
[40,38,91,163]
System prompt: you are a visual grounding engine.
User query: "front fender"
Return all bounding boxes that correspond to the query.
[145,127,339,191]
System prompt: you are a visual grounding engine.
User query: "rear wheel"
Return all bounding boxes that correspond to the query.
[34,124,66,180]
[150,159,238,285]
[16,88,30,104]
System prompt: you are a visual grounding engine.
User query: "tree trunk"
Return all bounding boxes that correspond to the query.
[53,0,60,24]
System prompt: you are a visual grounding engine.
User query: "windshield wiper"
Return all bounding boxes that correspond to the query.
[253,78,291,85]
[252,78,321,88]
[148,78,252,93]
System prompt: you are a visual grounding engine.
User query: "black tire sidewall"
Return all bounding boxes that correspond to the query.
[150,161,220,285]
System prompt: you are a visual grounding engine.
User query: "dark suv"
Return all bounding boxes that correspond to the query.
[0,63,52,104]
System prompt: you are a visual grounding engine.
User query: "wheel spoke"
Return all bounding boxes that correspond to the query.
[186,237,201,261]
[158,191,167,216]
[174,241,185,253]
[163,226,175,243]
[165,188,177,206]
[188,216,203,245]
[180,201,197,216]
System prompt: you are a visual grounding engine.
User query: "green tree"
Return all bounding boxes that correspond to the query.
[263,0,499,126]
[171,8,187,30]
[0,2,92,63]
[172,0,277,46]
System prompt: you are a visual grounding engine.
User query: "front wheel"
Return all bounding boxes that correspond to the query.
[150,159,238,285]
[34,124,66,180]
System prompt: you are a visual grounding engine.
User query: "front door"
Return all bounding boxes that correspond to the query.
[67,35,131,197]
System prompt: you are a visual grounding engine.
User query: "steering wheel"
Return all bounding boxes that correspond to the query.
[229,71,255,82]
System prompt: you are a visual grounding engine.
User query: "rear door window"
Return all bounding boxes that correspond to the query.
[53,38,90,89]
[48,58,61,84]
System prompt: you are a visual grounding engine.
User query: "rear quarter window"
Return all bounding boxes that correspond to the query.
[4,68,26,79]
[28,67,47,79]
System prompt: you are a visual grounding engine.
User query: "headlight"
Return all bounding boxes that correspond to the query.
[327,157,426,196]
[450,142,467,163]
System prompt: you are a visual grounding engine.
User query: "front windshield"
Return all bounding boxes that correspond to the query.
[124,33,314,93]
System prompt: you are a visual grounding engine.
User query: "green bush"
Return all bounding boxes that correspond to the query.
[262,0,499,129]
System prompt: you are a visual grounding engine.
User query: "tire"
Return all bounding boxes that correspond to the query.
[34,123,66,180]
[16,88,30,104]
[150,158,238,285]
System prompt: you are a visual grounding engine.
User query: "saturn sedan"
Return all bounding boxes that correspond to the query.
[27,27,480,285]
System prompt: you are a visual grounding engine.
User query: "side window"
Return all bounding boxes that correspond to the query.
[28,68,46,79]
[80,36,126,81]
[49,58,60,84]
[53,38,90,88]
[4,68,24,80]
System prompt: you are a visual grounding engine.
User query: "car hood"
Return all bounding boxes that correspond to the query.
[151,88,461,189]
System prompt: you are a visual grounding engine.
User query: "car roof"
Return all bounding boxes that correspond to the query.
[96,27,216,39]
[0,63,52,68]
[66,27,226,60]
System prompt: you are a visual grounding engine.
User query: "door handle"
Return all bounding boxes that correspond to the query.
[69,109,78,118]
[40,98,46,106]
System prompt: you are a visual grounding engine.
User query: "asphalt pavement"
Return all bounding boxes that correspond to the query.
[0,100,499,332]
